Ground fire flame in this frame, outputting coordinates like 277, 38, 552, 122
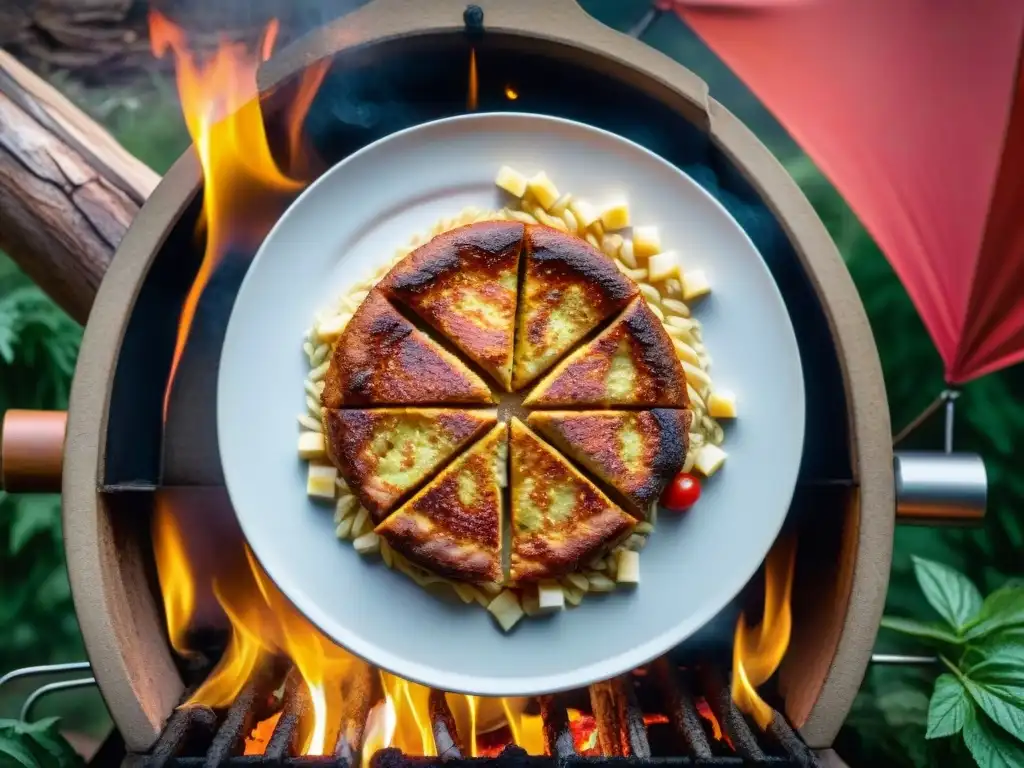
151, 500, 194, 656
731, 537, 797, 729
149, 11, 326, 420
467, 48, 478, 110
146, 18, 563, 758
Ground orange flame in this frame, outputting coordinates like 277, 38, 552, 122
244, 712, 282, 755
731, 537, 797, 730
362, 694, 398, 768
147, 14, 557, 759
149, 11, 326, 420
151, 500, 194, 656
695, 698, 724, 742
467, 48, 478, 111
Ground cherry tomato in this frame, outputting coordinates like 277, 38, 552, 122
661, 472, 701, 511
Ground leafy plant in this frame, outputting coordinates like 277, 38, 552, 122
0, 254, 82, 672
881, 556, 1024, 767
0, 718, 83, 768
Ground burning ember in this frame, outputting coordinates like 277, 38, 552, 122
731, 536, 797, 729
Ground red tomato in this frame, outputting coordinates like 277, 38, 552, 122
661, 472, 701, 511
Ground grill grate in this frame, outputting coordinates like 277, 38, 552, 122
124, 660, 819, 767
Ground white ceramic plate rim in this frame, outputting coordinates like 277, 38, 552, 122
218, 112, 805, 695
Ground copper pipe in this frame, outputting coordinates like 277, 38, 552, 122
1, 410, 67, 493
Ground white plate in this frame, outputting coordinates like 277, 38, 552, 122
218, 113, 805, 696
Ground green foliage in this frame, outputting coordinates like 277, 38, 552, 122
881, 557, 1024, 767
0, 254, 83, 671
0, 718, 83, 768
793, 158, 1024, 768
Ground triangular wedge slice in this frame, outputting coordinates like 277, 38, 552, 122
512, 225, 638, 389
380, 221, 524, 391
524, 297, 689, 407
324, 408, 497, 523
321, 289, 494, 407
527, 410, 692, 519
509, 419, 635, 582
376, 423, 508, 584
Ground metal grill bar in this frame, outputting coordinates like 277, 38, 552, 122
589, 677, 650, 758
538, 694, 575, 758
265, 673, 311, 760
429, 689, 463, 759
650, 660, 712, 760
335, 666, 381, 763
699, 666, 766, 761
125, 659, 818, 766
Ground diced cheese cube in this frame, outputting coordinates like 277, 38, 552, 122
526, 171, 560, 210
708, 390, 738, 419
633, 226, 661, 259
682, 269, 711, 301
694, 443, 728, 477
307, 464, 337, 498
599, 200, 631, 230
316, 313, 351, 343
495, 165, 528, 197
569, 199, 600, 228
298, 431, 326, 460
647, 250, 681, 283
521, 589, 542, 617
353, 531, 381, 555
488, 590, 525, 631
537, 580, 565, 612
616, 549, 640, 584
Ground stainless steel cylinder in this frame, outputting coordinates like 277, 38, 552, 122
894, 451, 987, 525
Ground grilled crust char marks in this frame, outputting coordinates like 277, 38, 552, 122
320, 289, 493, 407
381, 222, 524, 387
323, 408, 495, 523
513, 225, 639, 388
525, 297, 689, 407
509, 420, 635, 583
376, 424, 506, 584
527, 409, 691, 517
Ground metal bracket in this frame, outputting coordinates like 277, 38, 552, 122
0, 662, 97, 722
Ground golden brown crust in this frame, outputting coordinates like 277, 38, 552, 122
321, 289, 494, 407
527, 410, 691, 518
509, 419, 635, 582
379, 221, 524, 390
324, 408, 496, 522
524, 297, 689, 407
512, 225, 638, 389
376, 423, 507, 583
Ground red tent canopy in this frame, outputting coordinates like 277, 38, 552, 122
666, 0, 1024, 383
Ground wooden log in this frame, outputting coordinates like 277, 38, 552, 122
0, 48, 159, 324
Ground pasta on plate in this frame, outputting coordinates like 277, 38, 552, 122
295, 167, 736, 631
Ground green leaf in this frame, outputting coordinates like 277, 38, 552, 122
960, 655, 1024, 741
963, 677, 1024, 742
967, 643, 1024, 682
962, 706, 1024, 768
0, 735, 38, 768
928, 674, 973, 739
912, 556, 984, 632
881, 616, 963, 645
966, 587, 1024, 641
8, 496, 61, 555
